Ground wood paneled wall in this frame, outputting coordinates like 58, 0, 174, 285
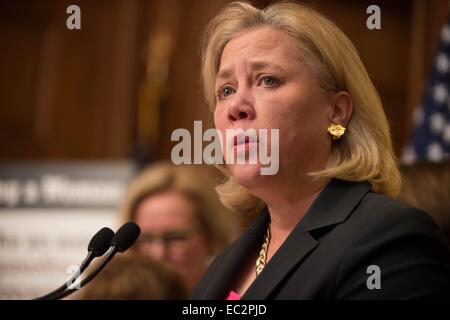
0, 0, 142, 159
0, 0, 448, 161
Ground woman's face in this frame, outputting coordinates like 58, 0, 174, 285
214, 27, 333, 191
134, 190, 211, 292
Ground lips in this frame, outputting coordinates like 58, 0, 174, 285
233, 134, 258, 147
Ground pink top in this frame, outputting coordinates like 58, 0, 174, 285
226, 290, 241, 300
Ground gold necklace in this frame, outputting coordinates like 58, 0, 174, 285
255, 223, 271, 276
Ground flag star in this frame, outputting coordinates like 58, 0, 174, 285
436, 53, 450, 73
433, 83, 448, 104
443, 124, 450, 144
442, 25, 450, 43
401, 144, 417, 165
430, 113, 445, 133
427, 143, 444, 162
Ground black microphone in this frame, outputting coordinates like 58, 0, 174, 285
110, 222, 141, 252
49, 222, 141, 300
34, 227, 115, 300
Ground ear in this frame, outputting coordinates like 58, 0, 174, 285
329, 91, 353, 126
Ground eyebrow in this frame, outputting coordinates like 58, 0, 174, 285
216, 61, 285, 81
250, 61, 284, 72
216, 69, 233, 81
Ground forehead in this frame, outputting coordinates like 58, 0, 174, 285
219, 27, 301, 71
134, 191, 197, 230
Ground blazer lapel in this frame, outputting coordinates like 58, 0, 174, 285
201, 210, 269, 299
242, 222, 317, 299
242, 179, 372, 299
301, 179, 372, 232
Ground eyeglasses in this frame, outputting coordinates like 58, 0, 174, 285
136, 226, 201, 248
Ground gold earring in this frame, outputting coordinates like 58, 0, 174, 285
327, 123, 346, 140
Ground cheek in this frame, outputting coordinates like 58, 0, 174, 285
280, 114, 324, 149
213, 108, 228, 153
270, 103, 328, 151
213, 107, 226, 132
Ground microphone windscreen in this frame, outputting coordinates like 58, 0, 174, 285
111, 222, 141, 252
88, 227, 115, 257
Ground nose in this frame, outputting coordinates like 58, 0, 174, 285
147, 239, 167, 260
227, 89, 255, 123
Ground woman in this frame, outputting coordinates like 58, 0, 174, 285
192, 2, 450, 299
119, 162, 238, 293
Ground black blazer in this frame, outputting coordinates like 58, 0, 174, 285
192, 179, 450, 299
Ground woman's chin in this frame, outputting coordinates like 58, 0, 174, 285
230, 163, 264, 188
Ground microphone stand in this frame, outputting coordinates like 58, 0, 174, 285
33, 251, 95, 300
48, 247, 119, 300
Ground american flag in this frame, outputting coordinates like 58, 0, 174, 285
402, 17, 450, 164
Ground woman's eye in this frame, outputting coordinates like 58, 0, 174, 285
262, 76, 278, 86
219, 87, 235, 99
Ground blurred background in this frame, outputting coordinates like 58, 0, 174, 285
1, 0, 449, 299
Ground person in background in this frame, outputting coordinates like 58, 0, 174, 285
74, 254, 188, 300
119, 162, 238, 293
398, 161, 450, 245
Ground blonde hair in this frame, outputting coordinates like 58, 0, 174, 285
201, 1, 401, 214
119, 161, 238, 253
